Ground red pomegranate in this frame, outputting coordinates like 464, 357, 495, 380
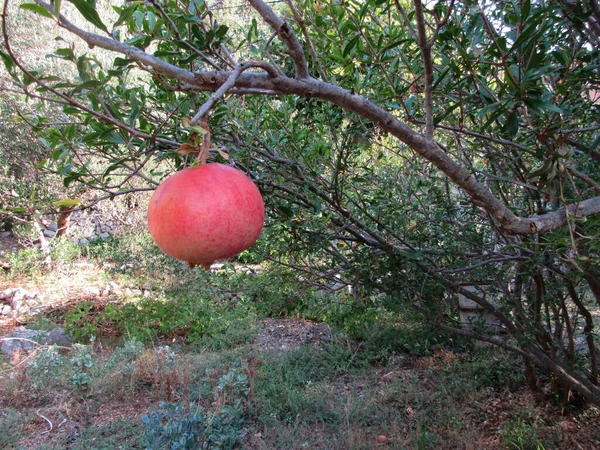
147, 163, 264, 269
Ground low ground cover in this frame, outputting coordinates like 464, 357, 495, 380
1, 233, 599, 449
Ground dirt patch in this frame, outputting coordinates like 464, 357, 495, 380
255, 318, 334, 351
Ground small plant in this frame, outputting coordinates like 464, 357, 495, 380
500, 412, 547, 450
0, 408, 24, 449
209, 366, 250, 408
27, 345, 66, 390
142, 402, 245, 450
69, 343, 95, 392
64, 302, 99, 342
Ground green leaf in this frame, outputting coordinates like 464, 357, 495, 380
54, 0, 62, 16
53, 198, 82, 207
112, 4, 137, 28
343, 35, 360, 58
525, 98, 565, 115
503, 111, 519, 138
70, 0, 108, 33
19, 3, 54, 19
54, 47, 76, 61
0, 50, 15, 72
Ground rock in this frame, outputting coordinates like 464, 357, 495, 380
78, 238, 89, 245
0, 327, 43, 356
43, 229, 56, 238
45, 328, 72, 347
84, 287, 101, 296
1, 304, 12, 315
0, 327, 72, 357
141, 283, 152, 291
47, 223, 58, 231
105, 282, 122, 295
11, 289, 25, 305
0, 231, 12, 237
98, 232, 110, 239
124, 288, 133, 296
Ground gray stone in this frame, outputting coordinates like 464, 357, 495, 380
47, 223, 58, 231
45, 328, 72, 347
78, 238, 89, 245
98, 232, 110, 239
84, 287, 101, 296
43, 229, 56, 238
11, 290, 25, 305
0, 231, 12, 237
0, 327, 72, 357
1, 304, 12, 315
0, 327, 43, 356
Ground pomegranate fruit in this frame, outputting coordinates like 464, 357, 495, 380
147, 163, 264, 269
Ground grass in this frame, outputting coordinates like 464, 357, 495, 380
1, 231, 600, 449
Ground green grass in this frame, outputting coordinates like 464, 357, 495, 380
36, 419, 145, 450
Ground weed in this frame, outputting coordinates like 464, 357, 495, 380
440, 348, 526, 394
254, 345, 352, 423
64, 301, 100, 342
501, 415, 547, 450
27, 345, 66, 390
0, 408, 25, 448
36, 418, 145, 450
69, 343, 95, 392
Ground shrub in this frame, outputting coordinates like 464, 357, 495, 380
142, 402, 245, 450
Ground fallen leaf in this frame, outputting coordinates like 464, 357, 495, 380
176, 143, 198, 155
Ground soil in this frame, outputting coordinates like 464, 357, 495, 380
255, 318, 333, 351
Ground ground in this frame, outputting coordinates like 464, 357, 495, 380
1, 242, 600, 449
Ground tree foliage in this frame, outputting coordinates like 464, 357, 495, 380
2, 0, 600, 404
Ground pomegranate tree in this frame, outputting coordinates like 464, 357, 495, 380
147, 163, 264, 269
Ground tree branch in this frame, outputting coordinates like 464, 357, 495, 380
413, 0, 435, 138
284, 0, 327, 80
191, 61, 278, 122
246, 0, 310, 79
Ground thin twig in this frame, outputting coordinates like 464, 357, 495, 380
394, 0, 418, 40
191, 61, 277, 123
247, 0, 310, 79
147, 0, 222, 69
36, 410, 53, 434
264, 31, 286, 76
0, 337, 71, 350
414, 0, 435, 138
285, 0, 327, 80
